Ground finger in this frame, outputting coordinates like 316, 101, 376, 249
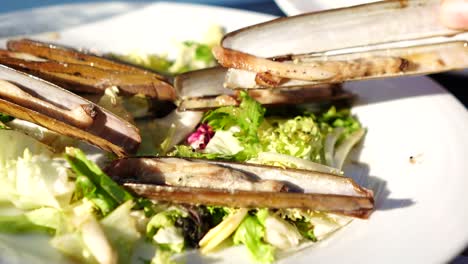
440, 0, 468, 30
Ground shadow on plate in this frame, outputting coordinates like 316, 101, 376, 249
344, 75, 447, 107
344, 141, 415, 212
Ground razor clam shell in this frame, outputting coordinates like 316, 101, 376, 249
0, 65, 141, 156
7, 39, 167, 79
106, 157, 287, 192
0, 55, 176, 100
106, 157, 373, 197
106, 157, 373, 218
1, 39, 176, 100
224, 41, 468, 89
174, 67, 354, 110
222, 0, 461, 57
125, 184, 374, 218
188, 158, 372, 197
174, 67, 230, 98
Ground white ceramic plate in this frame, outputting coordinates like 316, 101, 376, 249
1, 2, 468, 263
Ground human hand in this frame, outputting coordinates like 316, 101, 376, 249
440, 0, 468, 29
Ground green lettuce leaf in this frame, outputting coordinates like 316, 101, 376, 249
206, 206, 230, 226
233, 215, 275, 264
65, 147, 133, 216
0, 214, 53, 234
0, 113, 13, 129
0, 113, 13, 123
202, 91, 265, 161
109, 52, 172, 75
294, 220, 317, 242
146, 208, 187, 239
171, 145, 232, 160
101, 200, 141, 264
257, 210, 302, 250
110, 25, 223, 76
204, 129, 244, 156
317, 106, 361, 140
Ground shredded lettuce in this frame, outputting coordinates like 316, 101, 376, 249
0, 140, 74, 210
259, 116, 323, 162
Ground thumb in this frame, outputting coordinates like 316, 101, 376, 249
440, 0, 468, 30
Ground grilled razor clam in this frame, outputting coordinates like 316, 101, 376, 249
189, 158, 372, 197
106, 157, 374, 218
178, 86, 354, 111
213, 46, 407, 83
223, 41, 468, 89
0, 65, 141, 156
106, 157, 286, 192
0, 80, 95, 129
174, 67, 353, 111
106, 157, 373, 197
125, 184, 374, 218
0, 56, 176, 101
7, 39, 166, 79
212, 46, 337, 81
254, 56, 408, 86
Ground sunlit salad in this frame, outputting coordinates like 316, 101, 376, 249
0, 26, 369, 264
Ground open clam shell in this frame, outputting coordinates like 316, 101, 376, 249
174, 67, 355, 110
0, 65, 141, 156
0, 39, 176, 100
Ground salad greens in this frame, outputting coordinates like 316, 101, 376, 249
173, 91, 362, 169
110, 25, 223, 75
233, 213, 275, 264
65, 148, 133, 216
0, 113, 13, 128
